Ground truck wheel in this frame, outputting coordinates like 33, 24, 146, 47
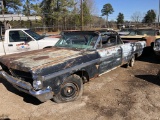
129, 56, 135, 67
53, 74, 83, 103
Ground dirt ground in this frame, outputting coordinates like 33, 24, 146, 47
0, 50, 160, 120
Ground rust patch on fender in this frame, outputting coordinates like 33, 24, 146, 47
33, 56, 49, 60
145, 36, 156, 46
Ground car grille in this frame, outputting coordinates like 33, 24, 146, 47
10, 69, 33, 84
0, 63, 33, 84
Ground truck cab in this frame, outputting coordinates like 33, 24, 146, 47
0, 28, 59, 56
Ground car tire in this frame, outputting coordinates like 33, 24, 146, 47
53, 74, 83, 103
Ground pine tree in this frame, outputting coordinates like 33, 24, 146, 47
101, 3, 114, 27
117, 12, 124, 24
2, 0, 22, 13
143, 9, 156, 24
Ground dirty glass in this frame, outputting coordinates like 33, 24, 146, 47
25, 30, 44, 40
55, 33, 99, 49
136, 29, 155, 36
128, 29, 156, 36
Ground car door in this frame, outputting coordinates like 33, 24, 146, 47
96, 36, 122, 74
120, 43, 134, 63
4, 30, 39, 54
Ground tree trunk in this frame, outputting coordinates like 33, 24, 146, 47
106, 15, 108, 27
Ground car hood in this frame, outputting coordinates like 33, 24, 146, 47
42, 37, 59, 41
40, 37, 59, 42
37, 37, 60, 45
0, 47, 83, 72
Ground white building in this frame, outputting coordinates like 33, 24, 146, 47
0, 14, 41, 21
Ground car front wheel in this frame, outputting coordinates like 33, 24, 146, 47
53, 74, 83, 103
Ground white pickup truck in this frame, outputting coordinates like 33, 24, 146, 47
0, 28, 59, 56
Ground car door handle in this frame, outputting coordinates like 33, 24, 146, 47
8, 44, 13, 46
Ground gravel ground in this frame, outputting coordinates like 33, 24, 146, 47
0, 51, 160, 120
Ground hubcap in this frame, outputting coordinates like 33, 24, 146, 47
61, 83, 78, 98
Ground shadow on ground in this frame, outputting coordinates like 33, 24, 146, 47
0, 76, 42, 105
137, 47, 160, 64
135, 75, 160, 86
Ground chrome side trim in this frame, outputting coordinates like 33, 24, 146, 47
42, 58, 100, 81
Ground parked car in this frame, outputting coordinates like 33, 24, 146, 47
121, 29, 160, 47
0, 30, 146, 103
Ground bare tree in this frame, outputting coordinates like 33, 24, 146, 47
131, 11, 142, 23
87, 0, 97, 15
86, 0, 97, 27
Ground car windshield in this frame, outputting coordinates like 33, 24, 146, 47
128, 29, 156, 36
55, 32, 99, 49
24, 30, 44, 40
120, 29, 134, 32
98, 31, 111, 35
136, 29, 155, 36
128, 30, 136, 35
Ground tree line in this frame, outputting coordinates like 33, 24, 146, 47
1, 0, 98, 30
101, 3, 157, 27
0, 0, 158, 30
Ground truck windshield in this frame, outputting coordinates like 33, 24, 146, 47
55, 32, 99, 49
24, 30, 44, 40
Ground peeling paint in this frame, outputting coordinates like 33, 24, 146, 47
0, 31, 146, 102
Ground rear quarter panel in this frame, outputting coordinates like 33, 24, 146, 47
121, 41, 146, 63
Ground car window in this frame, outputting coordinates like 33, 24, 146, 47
9, 31, 21, 42
103, 37, 117, 47
128, 31, 136, 35
9, 30, 32, 42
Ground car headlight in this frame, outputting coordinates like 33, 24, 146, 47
33, 80, 43, 90
32, 74, 44, 90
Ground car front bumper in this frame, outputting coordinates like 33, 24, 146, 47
0, 71, 53, 102
154, 50, 160, 56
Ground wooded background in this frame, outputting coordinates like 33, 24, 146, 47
0, 0, 158, 32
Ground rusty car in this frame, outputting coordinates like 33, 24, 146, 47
0, 30, 146, 103
121, 28, 160, 47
